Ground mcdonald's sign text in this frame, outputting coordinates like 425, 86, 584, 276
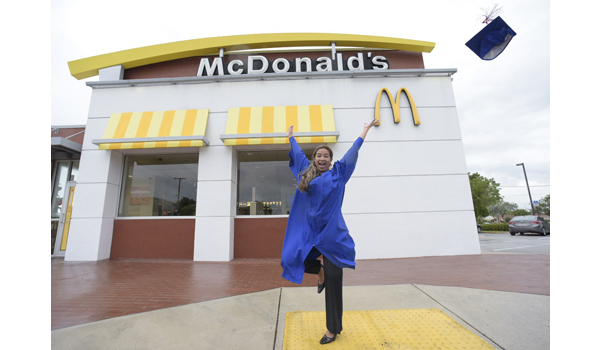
197, 52, 389, 77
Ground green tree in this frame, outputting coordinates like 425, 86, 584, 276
177, 197, 196, 216
469, 172, 502, 219
538, 194, 550, 215
488, 201, 518, 222
511, 208, 531, 216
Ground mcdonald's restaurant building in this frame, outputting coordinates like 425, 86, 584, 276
57, 33, 481, 262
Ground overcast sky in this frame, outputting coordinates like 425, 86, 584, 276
48, 0, 553, 210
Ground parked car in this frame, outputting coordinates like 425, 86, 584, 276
508, 215, 550, 236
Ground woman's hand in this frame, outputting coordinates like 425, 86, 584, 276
287, 125, 294, 139
364, 118, 379, 130
360, 118, 379, 140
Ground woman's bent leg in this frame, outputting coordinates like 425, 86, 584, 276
304, 259, 321, 274
323, 256, 343, 334
304, 246, 322, 274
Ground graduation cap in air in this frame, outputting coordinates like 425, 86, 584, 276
466, 16, 517, 60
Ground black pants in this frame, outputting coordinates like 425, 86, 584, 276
304, 247, 343, 334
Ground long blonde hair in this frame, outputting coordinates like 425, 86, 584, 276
297, 145, 333, 193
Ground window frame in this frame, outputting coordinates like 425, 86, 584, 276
234, 145, 317, 218
116, 153, 200, 218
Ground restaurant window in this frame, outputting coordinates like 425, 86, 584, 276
119, 154, 198, 217
237, 148, 315, 216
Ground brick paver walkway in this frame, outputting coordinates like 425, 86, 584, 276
51, 254, 549, 330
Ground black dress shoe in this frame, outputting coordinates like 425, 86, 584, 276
319, 333, 337, 344
318, 281, 325, 294
317, 264, 325, 294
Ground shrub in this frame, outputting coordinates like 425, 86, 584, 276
481, 223, 509, 232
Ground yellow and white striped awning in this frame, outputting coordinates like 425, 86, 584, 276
92, 109, 209, 149
220, 105, 338, 146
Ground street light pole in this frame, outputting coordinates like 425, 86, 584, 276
516, 163, 536, 216
174, 177, 186, 214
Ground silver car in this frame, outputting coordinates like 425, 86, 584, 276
508, 215, 550, 236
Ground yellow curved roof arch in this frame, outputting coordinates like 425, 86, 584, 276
68, 33, 435, 80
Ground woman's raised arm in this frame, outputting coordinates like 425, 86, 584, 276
359, 118, 379, 140
287, 125, 310, 179
336, 118, 379, 183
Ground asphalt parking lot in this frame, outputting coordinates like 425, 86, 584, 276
479, 232, 550, 255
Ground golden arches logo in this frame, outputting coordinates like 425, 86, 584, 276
374, 87, 421, 126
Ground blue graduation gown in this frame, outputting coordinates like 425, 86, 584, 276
280, 136, 364, 284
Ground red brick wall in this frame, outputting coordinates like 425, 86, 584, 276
234, 217, 288, 258
124, 50, 424, 80
111, 219, 195, 259
52, 127, 85, 144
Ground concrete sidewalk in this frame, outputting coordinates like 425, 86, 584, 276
51, 284, 549, 350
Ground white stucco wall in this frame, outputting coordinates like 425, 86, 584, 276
65, 70, 480, 261
65, 148, 122, 261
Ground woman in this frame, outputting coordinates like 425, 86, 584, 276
280, 118, 378, 345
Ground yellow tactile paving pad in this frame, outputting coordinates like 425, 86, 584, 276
283, 308, 495, 349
